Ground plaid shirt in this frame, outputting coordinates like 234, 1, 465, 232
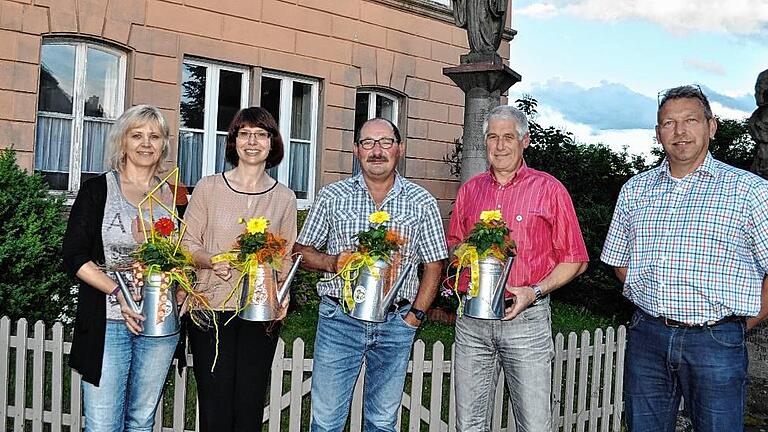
296, 173, 448, 302
601, 153, 768, 323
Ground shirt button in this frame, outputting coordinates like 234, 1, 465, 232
497, 204, 502, 208
658, 256, 666, 263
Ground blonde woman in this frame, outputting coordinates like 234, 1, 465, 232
63, 105, 180, 432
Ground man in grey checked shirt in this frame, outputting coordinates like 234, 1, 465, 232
602, 85, 768, 432
293, 118, 447, 432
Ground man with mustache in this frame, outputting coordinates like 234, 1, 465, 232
602, 85, 768, 432
294, 118, 447, 432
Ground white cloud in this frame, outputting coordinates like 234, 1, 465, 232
530, 104, 657, 158
683, 58, 726, 76
710, 101, 753, 120
516, 0, 768, 35
515, 3, 558, 19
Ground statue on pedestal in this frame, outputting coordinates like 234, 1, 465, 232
452, 0, 508, 55
749, 69, 768, 179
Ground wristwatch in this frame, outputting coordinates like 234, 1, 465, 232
530, 284, 543, 302
410, 307, 426, 321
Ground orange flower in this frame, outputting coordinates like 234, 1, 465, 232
385, 229, 404, 245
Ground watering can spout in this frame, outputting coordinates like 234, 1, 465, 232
114, 271, 141, 314
491, 256, 514, 307
276, 254, 303, 305
382, 263, 412, 307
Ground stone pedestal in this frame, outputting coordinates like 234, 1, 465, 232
747, 321, 768, 420
443, 54, 521, 183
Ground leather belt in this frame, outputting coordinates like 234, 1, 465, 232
646, 311, 744, 328
325, 295, 410, 312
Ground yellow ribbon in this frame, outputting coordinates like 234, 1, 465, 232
323, 252, 377, 312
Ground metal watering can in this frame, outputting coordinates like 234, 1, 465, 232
348, 259, 413, 323
463, 256, 515, 320
114, 271, 180, 336
238, 255, 303, 322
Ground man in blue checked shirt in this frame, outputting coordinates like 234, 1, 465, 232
293, 118, 448, 432
602, 85, 768, 432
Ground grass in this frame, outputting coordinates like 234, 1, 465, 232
280, 299, 625, 358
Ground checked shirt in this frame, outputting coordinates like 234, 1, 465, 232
601, 153, 768, 323
297, 173, 448, 302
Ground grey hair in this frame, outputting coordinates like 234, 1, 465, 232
483, 104, 530, 137
106, 104, 170, 172
658, 85, 714, 121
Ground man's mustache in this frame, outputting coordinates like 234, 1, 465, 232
366, 156, 389, 162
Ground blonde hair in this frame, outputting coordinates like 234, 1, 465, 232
106, 104, 170, 172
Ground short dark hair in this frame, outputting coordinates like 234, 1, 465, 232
355, 117, 402, 144
657, 85, 714, 122
225, 107, 284, 169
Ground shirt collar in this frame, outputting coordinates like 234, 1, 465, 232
659, 152, 717, 180
488, 160, 529, 187
352, 171, 404, 196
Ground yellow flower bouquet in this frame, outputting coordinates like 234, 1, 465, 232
213, 217, 288, 315
334, 210, 406, 311
452, 210, 516, 306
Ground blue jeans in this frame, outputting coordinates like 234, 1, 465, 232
310, 296, 417, 432
454, 300, 554, 432
82, 320, 179, 432
624, 309, 748, 432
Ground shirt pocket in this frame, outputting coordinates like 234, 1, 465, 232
389, 214, 422, 264
509, 209, 548, 252
331, 209, 367, 251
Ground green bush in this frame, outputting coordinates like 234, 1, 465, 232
0, 148, 75, 323
290, 209, 322, 309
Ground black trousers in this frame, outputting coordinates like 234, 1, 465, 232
187, 312, 281, 432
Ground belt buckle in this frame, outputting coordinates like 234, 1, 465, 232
663, 317, 696, 328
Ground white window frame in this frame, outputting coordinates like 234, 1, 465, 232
36, 39, 127, 192
178, 58, 250, 184
262, 72, 320, 209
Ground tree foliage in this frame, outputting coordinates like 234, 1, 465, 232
0, 148, 75, 323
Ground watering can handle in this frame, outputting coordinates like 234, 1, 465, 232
113, 272, 142, 314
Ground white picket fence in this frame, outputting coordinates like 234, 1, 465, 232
0, 316, 626, 431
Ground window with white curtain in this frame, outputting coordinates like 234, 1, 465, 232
353, 89, 402, 175
260, 73, 319, 207
34, 40, 126, 191
178, 59, 249, 188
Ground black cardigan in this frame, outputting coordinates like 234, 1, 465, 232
62, 174, 109, 386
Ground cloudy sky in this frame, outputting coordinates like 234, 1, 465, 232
507, 0, 768, 157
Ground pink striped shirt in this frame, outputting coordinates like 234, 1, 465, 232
447, 162, 589, 292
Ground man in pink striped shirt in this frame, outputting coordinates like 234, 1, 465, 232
448, 104, 589, 431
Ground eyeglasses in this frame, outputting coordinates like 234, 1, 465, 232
657, 84, 704, 107
237, 130, 271, 142
357, 137, 397, 150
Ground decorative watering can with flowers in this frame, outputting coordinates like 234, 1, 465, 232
115, 270, 180, 336
238, 255, 303, 322
453, 209, 517, 320
334, 210, 413, 323
212, 216, 301, 322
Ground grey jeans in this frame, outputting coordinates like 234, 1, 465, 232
454, 301, 554, 432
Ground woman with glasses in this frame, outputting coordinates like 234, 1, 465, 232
182, 107, 297, 431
